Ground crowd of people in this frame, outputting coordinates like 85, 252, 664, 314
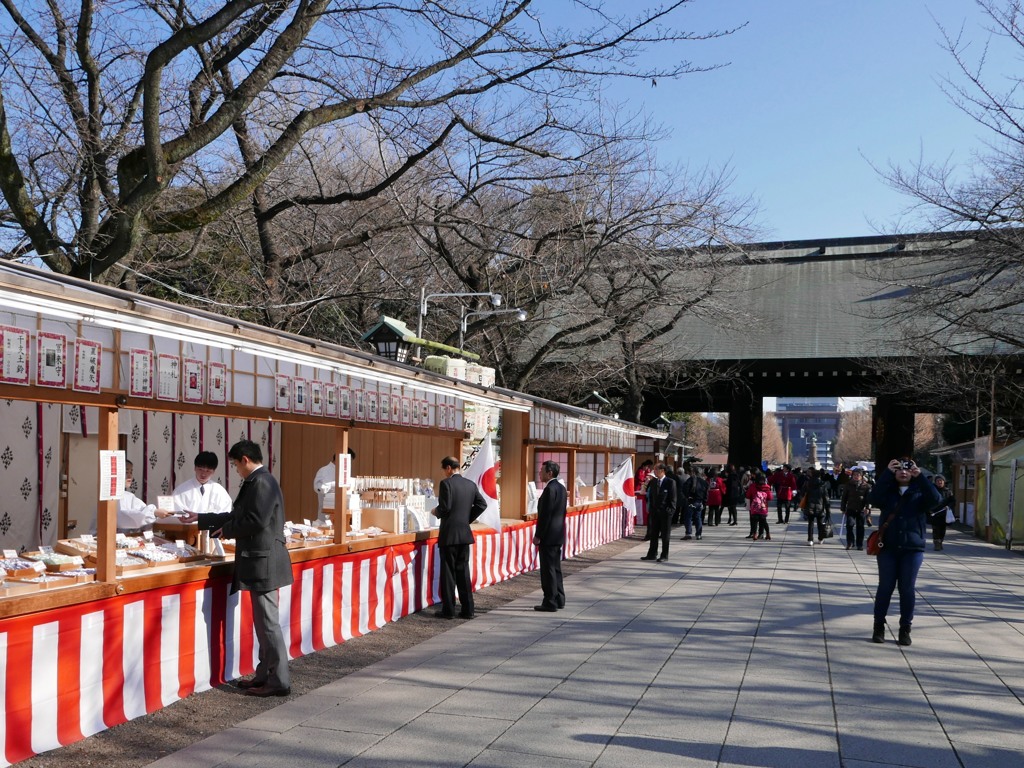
635, 457, 958, 645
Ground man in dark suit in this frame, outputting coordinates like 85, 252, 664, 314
641, 463, 676, 562
533, 460, 568, 612
189, 440, 293, 697
432, 456, 487, 619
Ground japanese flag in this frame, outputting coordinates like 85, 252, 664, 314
609, 458, 636, 517
464, 433, 501, 532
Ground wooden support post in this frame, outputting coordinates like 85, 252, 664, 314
96, 407, 118, 584
568, 449, 577, 506
499, 411, 528, 519
335, 428, 349, 546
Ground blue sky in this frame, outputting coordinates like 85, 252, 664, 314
591, 0, 1010, 242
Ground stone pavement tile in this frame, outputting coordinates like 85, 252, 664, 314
592, 733, 721, 767
834, 695, 933, 721
494, 655, 590, 681
146, 729, 274, 768
830, 684, 925, 713
741, 662, 831, 686
830, 668, 921, 695
386, 657, 493, 690
951, 740, 1024, 768
300, 679, 456, 736
570, 654, 669, 682
662, 654, 751, 681
926, 691, 1023, 732
835, 704, 939, 735
430, 688, 544, 720
467, 747, 592, 768
983, 658, 1024, 694
911, 668, 1013, 696
311, 669, 396, 700
426, 666, 564, 719
719, 718, 841, 768
838, 725, 960, 768
488, 696, 631, 763
619, 692, 735, 741
733, 685, 836, 726
234, 693, 349, 734
340, 712, 513, 768
550, 676, 651, 709
944, 727, 1024, 750
209, 725, 382, 768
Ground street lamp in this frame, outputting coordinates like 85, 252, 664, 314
459, 307, 528, 348
360, 316, 416, 363
416, 288, 502, 358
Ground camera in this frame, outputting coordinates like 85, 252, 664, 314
897, 460, 914, 470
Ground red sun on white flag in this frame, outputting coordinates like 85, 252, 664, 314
610, 458, 636, 515
464, 434, 501, 531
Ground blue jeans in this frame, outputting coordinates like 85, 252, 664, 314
684, 502, 703, 536
874, 548, 924, 628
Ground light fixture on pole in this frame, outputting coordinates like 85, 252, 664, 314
459, 307, 527, 349
360, 316, 416, 363
416, 288, 501, 359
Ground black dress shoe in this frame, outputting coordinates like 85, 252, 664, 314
656, 556, 668, 562
235, 677, 266, 690
640, 555, 657, 560
556, 602, 565, 609
433, 610, 454, 619
244, 685, 291, 697
534, 604, 557, 612
459, 612, 475, 619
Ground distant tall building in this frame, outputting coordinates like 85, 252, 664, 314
775, 397, 843, 468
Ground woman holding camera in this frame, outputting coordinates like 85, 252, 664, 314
868, 458, 942, 646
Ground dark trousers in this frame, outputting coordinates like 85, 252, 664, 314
708, 505, 723, 525
874, 548, 924, 628
931, 514, 948, 543
846, 513, 865, 548
753, 515, 770, 538
646, 510, 671, 558
439, 543, 473, 616
683, 502, 703, 536
251, 589, 290, 689
726, 503, 738, 524
807, 509, 827, 541
539, 544, 565, 608
776, 498, 792, 523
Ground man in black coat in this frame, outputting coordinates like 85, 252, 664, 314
533, 460, 568, 612
432, 456, 487, 619
642, 463, 676, 562
189, 440, 293, 697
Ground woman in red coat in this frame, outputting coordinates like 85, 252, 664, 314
705, 469, 725, 526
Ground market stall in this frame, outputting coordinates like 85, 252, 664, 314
0, 261, 654, 765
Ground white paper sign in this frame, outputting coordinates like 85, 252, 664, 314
99, 450, 126, 501
337, 452, 352, 489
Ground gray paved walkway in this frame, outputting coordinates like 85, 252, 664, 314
150, 521, 1024, 768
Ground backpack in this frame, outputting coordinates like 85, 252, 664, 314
750, 489, 768, 516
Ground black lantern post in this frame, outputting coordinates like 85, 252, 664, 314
360, 316, 416, 363
578, 391, 612, 414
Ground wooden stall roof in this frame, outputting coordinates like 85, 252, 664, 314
491, 386, 669, 441
0, 261, 531, 413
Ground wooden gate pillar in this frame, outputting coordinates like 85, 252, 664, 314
728, 389, 763, 469
872, 397, 915, 467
